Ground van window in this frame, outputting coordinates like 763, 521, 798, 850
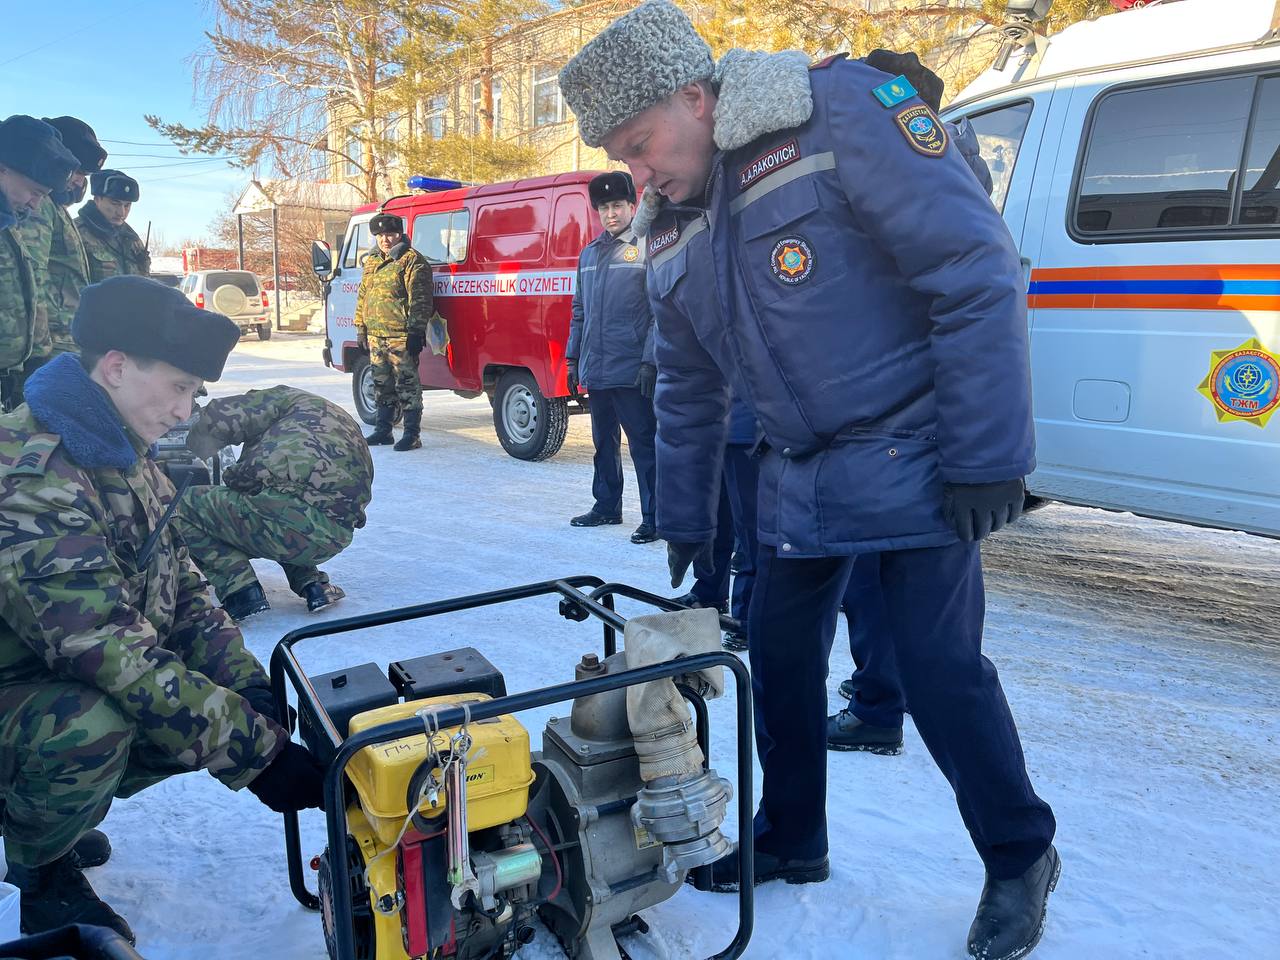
472, 197, 548, 264
342, 221, 372, 268
1074, 76, 1254, 236
551, 193, 591, 260
1240, 75, 1280, 225
965, 101, 1033, 213
411, 210, 470, 264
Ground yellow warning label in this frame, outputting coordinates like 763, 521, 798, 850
633, 824, 660, 851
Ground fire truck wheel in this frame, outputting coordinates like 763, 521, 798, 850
492, 369, 568, 461
350, 354, 403, 427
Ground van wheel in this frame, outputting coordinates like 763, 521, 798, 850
351, 354, 403, 427
256, 323, 272, 341
492, 369, 567, 461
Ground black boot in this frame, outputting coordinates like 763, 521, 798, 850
222, 583, 270, 622
303, 581, 346, 612
67, 828, 112, 870
365, 404, 395, 445
722, 622, 748, 652
827, 710, 904, 755
569, 510, 622, 527
697, 846, 829, 893
967, 845, 1061, 960
630, 522, 658, 544
6, 853, 135, 944
393, 408, 422, 451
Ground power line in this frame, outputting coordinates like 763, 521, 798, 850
0, 0, 154, 69
108, 151, 235, 160
112, 156, 236, 170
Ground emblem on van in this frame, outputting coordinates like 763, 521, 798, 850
895, 106, 947, 157
771, 236, 814, 285
1197, 338, 1279, 428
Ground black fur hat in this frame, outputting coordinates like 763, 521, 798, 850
588, 171, 636, 208
73, 276, 241, 381
90, 169, 140, 202
0, 115, 78, 190
42, 116, 107, 172
369, 213, 405, 236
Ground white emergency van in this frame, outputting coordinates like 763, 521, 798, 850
942, 0, 1280, 539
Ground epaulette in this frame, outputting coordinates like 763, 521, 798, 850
4, 432, 61, 477
811, 53, 848, 71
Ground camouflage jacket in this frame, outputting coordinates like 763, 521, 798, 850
0, 404, 285, 789
0, 224, 36, 372
195, 385, 374, 529
44, 200, 89, 354
12, 198, 56, 360
354, 241, 433, 338
75, 204, 150, 282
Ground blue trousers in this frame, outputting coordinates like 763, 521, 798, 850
588, 386, 657, 524
749, 542, 1056, 878
691, 445, 759, 617
842, 552, 906, 728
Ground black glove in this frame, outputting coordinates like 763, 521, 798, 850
247, 741, 326, 813
667, 540, 715, 589
943, 478, 1026, 543
636, 362, 657, 400
406, 330, 425, 356
864, 49, 944, 113
356, 327, 369, 351
239, 684, 296, 732
566, 359, 579, 396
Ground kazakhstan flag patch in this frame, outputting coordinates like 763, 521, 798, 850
871, 74, 918, 109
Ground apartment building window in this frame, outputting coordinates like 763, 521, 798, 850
492, 78, 503, 138
471, 79, 484, 136
344, 125, 362, 178
532, 64, 564, 127
426, 95, 446, 140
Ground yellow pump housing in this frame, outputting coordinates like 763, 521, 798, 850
345, 693, 534, 847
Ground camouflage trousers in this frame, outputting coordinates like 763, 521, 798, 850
0, 682, 197, 866
174, 486, 353, 600
370, 336, 423, 413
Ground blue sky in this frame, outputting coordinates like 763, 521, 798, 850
2, 1, 251, 249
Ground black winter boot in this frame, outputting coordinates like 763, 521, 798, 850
967, 845, 1061, 960
67, 828, 112, 870
394, 408, 422, 451
827, 710, 904, 755
696, 846, 829, 893
304, 581, 346, 612
222, 583, 270, 622
365, 404, 395, 445
6, 853, 136, 944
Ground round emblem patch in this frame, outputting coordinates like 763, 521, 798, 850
1198, 339, 1280, 427
770, 236, 814, 285
622, 245, 639, 262
909, 116, 934, 136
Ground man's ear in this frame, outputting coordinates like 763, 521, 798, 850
99, 350, 129, 388
675, 81, 712, 121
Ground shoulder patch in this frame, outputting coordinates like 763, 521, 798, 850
648, 223, 681, 258
738, 139, 802, 191
5, 433, 61, 477
810, 53, 847, 71
895, 106, 949, 158
872, 75, 917, 109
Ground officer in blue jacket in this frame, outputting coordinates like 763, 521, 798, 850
560, 6, 1059, 960
566, 170, 660, 544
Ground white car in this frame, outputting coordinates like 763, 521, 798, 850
180, 269, 272, 340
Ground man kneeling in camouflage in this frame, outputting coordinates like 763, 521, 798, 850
0, 276, 327, 944
175, 385, 374, 621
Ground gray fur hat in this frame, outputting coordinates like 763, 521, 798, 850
559, 1, 713, 148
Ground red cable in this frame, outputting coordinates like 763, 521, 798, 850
526, 815, 563, 902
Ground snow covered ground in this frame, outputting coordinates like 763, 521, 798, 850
74, 336, 1280, 959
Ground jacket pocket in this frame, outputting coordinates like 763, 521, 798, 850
735, 178, 849, 308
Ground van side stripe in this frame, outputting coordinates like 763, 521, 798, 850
1027, 265, 1280, 310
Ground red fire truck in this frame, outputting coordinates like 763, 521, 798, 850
314, 173, 605, 461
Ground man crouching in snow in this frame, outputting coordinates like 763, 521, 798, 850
559, 4, 1059, 958
0, 277, 327, 945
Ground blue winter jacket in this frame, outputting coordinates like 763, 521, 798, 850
567, 227, 655, 390
644, 53, 1034, 557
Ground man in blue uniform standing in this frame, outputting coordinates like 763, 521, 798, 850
566, 170, 659, 544
559, 6, 1059, 959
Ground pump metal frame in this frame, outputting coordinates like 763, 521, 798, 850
270, 576, 754, 960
